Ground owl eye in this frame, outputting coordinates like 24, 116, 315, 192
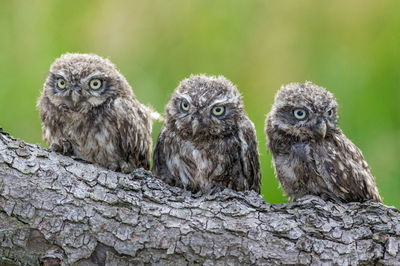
294, 109, 307, 120
89, 79, 102, 90
327, 109, 333, 117
212, 106, 225, 116
180, 100, 190, 112
57, 78, 66, 89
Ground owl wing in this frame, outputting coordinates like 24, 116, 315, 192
114, 98, 152, 171
237, 119, 262, 193
37, 95, 63, 145
311, 132, 382, 202
152, 128, 182, 187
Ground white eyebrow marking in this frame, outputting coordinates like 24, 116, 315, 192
175, 92, 192, 103
55, 71, 67, 78
81, 71, 107, 82
211, 97, 229, 105
211, 94, 240, 106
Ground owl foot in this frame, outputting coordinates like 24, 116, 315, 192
209, 186, 225, 195
106, 162, 119, 172
61, 141, 73, 155
191, 190, 203, 198
50, 143, 61, 153
50, 140, 73, 156
320, 193, 343, 204
120, 161, 134, 174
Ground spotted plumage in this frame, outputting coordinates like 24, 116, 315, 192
37, 53, 156, 172
153, 74, 261, 193
265, 81, 382, 202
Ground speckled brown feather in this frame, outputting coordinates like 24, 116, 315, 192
37, 53, 154, 172
265, 81, 382, 202
153, 74, 261, 193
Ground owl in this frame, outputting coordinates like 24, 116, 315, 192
265, 81, 382, 203
152, 74, 261, 193
37, 53, 157, 172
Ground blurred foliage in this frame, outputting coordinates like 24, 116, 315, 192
0, 0, 399, 207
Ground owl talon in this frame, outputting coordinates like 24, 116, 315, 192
107, 163, 119, 172
50, 143, 62, 153
61, 141, 73, 155
209, 186, 225, 195
320, 193, 342, 204
191, 190, 203, 198
120, 162, 134, 174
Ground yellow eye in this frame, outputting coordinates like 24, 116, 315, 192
181, 100, 190, 111
294, 109, 307, 119
57, 78, 66, 89
212, 106, 225, 116
89, 79, 102, 90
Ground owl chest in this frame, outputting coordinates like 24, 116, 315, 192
59, 113, 116, 155
274, 142, 313, 182
167, 140, 224, 188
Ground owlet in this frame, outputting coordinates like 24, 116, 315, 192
37, 53, 157, 172
152, 74, 261, 193
265, 81, 382, 202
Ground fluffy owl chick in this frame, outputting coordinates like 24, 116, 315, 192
152, 74, 261, 193
265, 82, 382, 203
37, 53, 155, 172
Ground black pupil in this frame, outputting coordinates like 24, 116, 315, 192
328, 110, 332, 115
93, 81, 98, 86
297, 111, 303, 116
183, 103, 187, 107
60, 80, 64, 85
215, 108, 221, 113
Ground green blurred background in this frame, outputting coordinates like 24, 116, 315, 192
0, 1, 399, 207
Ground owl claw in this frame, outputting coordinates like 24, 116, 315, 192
209, 186, 225, 195
50, 143, 62, 153
106, 163, 119, 172
320, 193, 343, 204
192, 190, 203, 198
50, 141, 73, 156
61, 141, 73, 155
119, 162, 133, 174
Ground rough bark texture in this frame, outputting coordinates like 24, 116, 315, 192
0, 128, 399, 266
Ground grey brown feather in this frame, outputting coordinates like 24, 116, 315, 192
37, 53, 154, 172
153, 74, 261, 193
265, 81, 382, 202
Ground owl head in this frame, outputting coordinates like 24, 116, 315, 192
165, 74, 244, 139
268, 81, 339, 140
43, 53, 133, 112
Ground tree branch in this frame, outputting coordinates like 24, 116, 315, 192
0, 128, 399, 265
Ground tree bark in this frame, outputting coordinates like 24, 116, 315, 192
0, 128, 399, 266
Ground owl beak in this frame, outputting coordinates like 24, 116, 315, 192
192, 119, 199, 136
72, 85, 81, 92
71, 86, 81, 105
313, 117, 327, 139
